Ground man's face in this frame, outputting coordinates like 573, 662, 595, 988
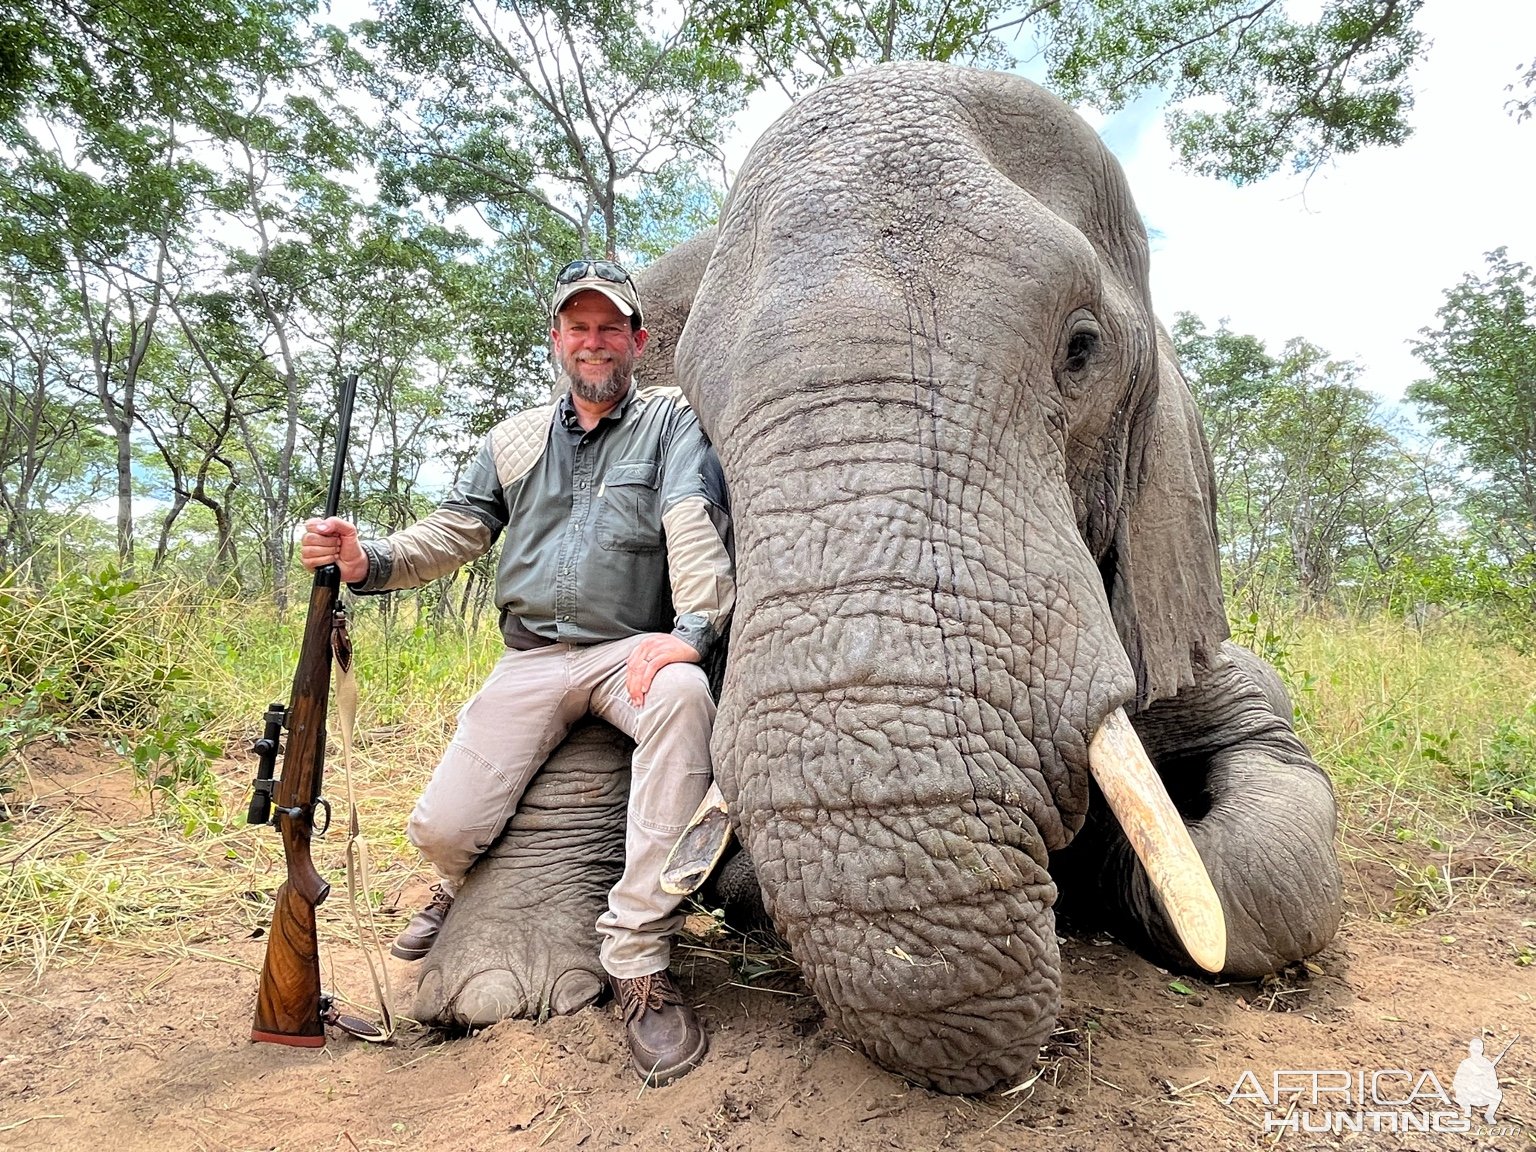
551, 292, 648, 407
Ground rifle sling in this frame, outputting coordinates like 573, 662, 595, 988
334, 608, 396, 1041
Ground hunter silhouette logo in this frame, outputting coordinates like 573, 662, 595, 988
1453, 1035, 1515, 1123
1224, 1034, 1521, 1136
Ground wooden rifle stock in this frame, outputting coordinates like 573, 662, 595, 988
249, 374, 357, 1048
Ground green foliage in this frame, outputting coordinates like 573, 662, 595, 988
0, 566, 169, 725
0, 282, 115, 572
1150, 0, 1424, 182
1175, 312, 1440, 610
699, 0, 1429, 181
1508, 55, 1536, 122
1386, 544, 1536, 652
0, 567, 225, 814
1229, 608, 1314, 700
1409, 248, 1536, 562
1465, 704, 1536, 814
0, 0, 314, 142
0, 688, 68, 788
114, 700, 224, 827
1281, 610, 1536, 820
698, 0, 1014, 83
364, 0, 746, 259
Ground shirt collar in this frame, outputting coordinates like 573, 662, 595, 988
557, 381, 637, 433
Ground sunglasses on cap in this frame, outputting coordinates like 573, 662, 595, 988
555, 259, 633, 286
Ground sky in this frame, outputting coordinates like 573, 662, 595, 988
720, 1, 1536, 408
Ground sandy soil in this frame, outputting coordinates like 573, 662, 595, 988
1, 750, 1533, 1152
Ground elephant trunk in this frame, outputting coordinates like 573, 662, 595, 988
717, 663, 1069, 1094
711, 385, 1139, 1090
1178, 748, 1340, 976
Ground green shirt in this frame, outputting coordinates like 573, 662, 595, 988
355, 384, 735, 658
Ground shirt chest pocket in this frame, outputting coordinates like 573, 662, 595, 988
597, 460, 662, 553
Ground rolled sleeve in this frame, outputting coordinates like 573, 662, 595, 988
348, 436, 507, 593
347, 539, 395, 595
660, 412, 734, 659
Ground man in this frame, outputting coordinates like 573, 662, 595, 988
300, 258, 733, 1086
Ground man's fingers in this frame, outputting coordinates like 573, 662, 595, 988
627, 644, 665, 706
626, 635, 701, 706
299, 517, 359, 573
626, 650, 648, 704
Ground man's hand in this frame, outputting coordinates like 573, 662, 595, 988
625, 633, 702, 707
301, 517, 368, 583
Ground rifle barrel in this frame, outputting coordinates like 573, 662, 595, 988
324, 373, 358, 521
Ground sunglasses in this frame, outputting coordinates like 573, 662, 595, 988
556, 259, 633, 286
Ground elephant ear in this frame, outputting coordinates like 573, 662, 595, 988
633, 229, 716, 394
1107, 324, 1230, 711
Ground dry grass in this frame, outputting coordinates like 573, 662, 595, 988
0, 739, 433, 996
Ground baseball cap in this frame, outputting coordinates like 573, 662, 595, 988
550, 258, 644, 328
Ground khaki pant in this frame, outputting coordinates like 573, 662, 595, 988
405, 633, 715, 979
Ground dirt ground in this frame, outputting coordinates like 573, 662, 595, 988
1, 750, 1533, 1152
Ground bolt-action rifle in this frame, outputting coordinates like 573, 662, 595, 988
247, 373, 361, 1047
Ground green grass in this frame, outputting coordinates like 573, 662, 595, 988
1281, 612, 1536, 817
1253, 610, 1536, 925
0, 572, 507, 975
2, 570, 1535, 974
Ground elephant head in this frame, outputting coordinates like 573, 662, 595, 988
660, 63, 1338, 1093
421, 61, 1340, 1098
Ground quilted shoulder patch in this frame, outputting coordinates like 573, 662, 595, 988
638, 384, 686, 405
490, 405, 554, 487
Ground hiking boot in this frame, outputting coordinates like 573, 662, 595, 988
390, 885, 454, 960
610, 970, 708, 1086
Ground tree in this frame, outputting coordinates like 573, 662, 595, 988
1, 0, 321, 576
0, 277, 111, 573
363, 0, 744, 262
1509, 55, 1536, 122
701, 0, 1430, 182
1174, 313, 1440, 606
1409, 248, 1536, 559
0, 0, 315, 146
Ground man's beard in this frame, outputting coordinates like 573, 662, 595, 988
559, 347, 633, 407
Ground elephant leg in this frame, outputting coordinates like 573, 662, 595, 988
1054, 642, 1342, 978
700, 847, 775, 937
414, 717, 632, 1026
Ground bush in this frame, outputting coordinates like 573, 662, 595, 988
0, 566, 221, 813
1386, 545, 1536, 652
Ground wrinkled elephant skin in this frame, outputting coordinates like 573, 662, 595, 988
415, 719, 630, 1027
427, 63, 1343, 1096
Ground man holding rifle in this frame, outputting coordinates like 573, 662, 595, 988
300, 259, 733, 1087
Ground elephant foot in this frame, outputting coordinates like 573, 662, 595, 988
700, 847, 776, 938
417, 962, 605, 1028
414, 718, 633, 1027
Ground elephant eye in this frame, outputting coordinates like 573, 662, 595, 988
1064, 329, 1099, 375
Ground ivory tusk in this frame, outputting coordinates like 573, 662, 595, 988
1088, 707, 1227, 974
660, 781, 732, 896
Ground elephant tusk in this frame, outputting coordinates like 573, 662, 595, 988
660, 781, 732, 896
1088, 707, 1227, 974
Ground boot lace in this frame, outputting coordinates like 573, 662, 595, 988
616, 972, 682, 1023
